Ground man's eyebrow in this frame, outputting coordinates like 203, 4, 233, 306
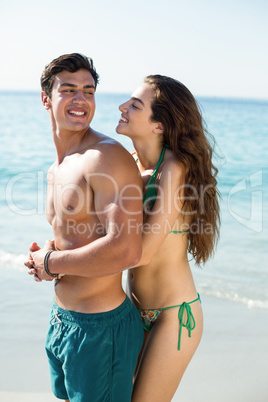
59, 83, 95, 89
131, 97, 145, 106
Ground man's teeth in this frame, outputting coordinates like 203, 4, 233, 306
70, 111, 85, 116
121, 117, 128, 122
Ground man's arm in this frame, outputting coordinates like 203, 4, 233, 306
30, 145, 143, 280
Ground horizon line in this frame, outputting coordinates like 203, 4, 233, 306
0, 88, 267, 103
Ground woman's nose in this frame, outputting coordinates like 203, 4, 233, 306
119, 102, 128, 112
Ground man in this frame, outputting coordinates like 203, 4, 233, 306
25, 53, 144, 402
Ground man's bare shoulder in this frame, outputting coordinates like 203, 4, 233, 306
80, 131, 141, 189
88, 129, 127, 153
47, 161, 57, 179
84, 130, 138, 173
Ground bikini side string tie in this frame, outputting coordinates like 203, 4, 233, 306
178, 302, 196, 351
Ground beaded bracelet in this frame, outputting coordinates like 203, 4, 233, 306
43, 250, 58, 278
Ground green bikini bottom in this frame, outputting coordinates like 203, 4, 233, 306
138, 294, 201, 351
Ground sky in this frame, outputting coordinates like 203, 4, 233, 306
1, 0, 267, 99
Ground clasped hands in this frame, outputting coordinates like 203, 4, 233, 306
24, 239, 55, 282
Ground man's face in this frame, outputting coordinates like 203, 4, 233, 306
46, 69, 96, 132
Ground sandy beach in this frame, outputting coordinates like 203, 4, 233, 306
0, 268, 267, 402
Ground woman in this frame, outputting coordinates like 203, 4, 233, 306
116, 75, 220, 401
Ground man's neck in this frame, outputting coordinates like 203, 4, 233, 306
53, 127, 91, 164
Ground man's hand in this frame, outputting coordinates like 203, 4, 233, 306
24, 242, 42, 282
25, 240, 55, 282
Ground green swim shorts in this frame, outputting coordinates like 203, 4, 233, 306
45, 296, 144, 402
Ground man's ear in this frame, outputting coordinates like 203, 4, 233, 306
41, 91, 51, 110
153, 122, 164, 134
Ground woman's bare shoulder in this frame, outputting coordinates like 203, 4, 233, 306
162, 149, 185, 179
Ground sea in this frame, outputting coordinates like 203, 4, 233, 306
0, 91, 267, 311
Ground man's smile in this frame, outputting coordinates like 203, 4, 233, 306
68, 108, 87, 117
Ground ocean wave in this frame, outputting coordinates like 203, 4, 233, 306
0, 250, 27, 271
199, 287, 268, 310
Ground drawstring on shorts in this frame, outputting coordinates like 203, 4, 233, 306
50, 309, 62, 337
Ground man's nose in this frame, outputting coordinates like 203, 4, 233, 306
73, 90, 86, 103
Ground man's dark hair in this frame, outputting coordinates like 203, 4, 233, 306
40, 53, 100, 98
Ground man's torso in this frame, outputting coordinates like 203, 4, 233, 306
47, 133, 127, 312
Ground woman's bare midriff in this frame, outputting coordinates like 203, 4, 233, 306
128, 234, 198, 310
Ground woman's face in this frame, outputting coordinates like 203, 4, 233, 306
116, 83, 158, 139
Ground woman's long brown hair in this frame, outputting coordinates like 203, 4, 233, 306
145, 75, 221, 265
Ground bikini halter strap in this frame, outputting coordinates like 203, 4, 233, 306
146, 143, 169, 185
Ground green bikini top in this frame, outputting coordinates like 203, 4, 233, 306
137, 144, 189, 234
143, 144, 167, 212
